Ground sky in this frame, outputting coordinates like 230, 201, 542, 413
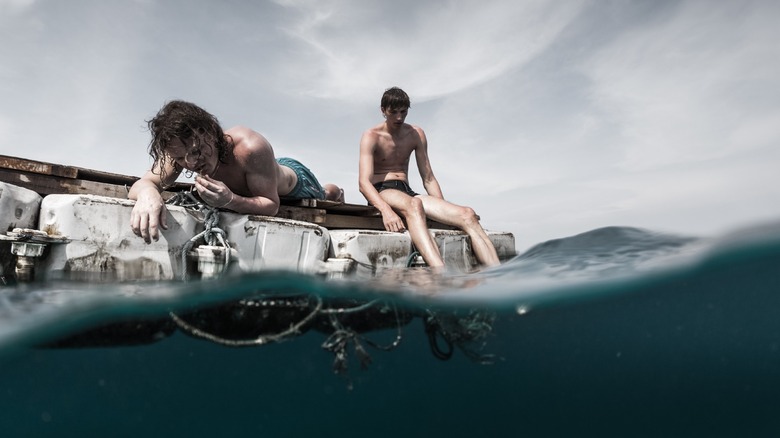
1, 0, 779, 252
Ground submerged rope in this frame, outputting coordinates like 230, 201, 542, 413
170, 295, 324, 347
321, 301, 405, 375
318, 299, 381, 315
424, 315, 454, 361
423, 310, 497, 364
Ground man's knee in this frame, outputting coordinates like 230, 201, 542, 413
460, 206, 480, 227
324, 184, 344, 202
410, 196, 425, 212
402, 196, 426, 218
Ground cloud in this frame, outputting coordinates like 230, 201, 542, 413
581, 0, 780, 171
0, 2, 152, 169
418, 0, 780, 201
1, 0, 778, 249
0, 0, 36, 13
273, 0, 586, 102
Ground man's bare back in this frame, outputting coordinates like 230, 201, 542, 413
207, 126, 295, 199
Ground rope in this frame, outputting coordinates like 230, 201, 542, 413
170, 295, 324, 347
334, 257, 377, 275
318, 299, 381, 315
406, 249, 421, 267
424, 314, 454, 361
423, 310, 497, 364
321, 301, 404, 374
166, 190, 205, 210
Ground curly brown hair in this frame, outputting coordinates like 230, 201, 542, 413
147, 100, 231, 180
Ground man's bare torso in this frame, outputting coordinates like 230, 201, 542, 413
367, 122, 421, 184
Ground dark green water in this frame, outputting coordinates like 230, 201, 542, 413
1, 224, 779, 437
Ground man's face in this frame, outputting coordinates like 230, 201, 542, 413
166, 137, 215, 175
382, 106, 408, 127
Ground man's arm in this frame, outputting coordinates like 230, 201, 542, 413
128, 160, 180, 243
358, 131, 406, 232
413, 127, 444, 199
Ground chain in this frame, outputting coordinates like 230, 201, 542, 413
167, 191, 231, 281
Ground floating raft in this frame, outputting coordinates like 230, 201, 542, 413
0, 154, 516, 282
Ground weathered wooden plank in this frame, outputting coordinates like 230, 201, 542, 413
0, 155, 79, 178
316, 212, 456, 230
322, 203, 382, 216
1, 154, 196, 193
319, 213, 385, 230
0, 168, 129, 198
427, 220, 457, 230
275, 206, 327, 224
279, 198, 375, 212
76, 168, 141, 186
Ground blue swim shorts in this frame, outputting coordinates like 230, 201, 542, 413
276, 157, 326, 200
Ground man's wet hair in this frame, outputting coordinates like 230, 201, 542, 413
146, 100, 231, 180
381, 87, 411, 110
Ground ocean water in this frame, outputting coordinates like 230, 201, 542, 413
1, 222, 779, 437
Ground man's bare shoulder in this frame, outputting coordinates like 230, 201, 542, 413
226, 126, 271, 152
399, 124, 426, 147
360, 123, 388, 146
362, 122, 388, 136
410, 123, 424, 131
407, 123, 426, 137
224, 126, 275, 173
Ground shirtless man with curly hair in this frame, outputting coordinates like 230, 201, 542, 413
129, 100, 342, 243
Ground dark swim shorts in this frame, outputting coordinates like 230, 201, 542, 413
372, 180, 419, 197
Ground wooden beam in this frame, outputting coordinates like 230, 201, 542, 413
275, 206, 327, 224
323, 203, 382, 216
317, 213, 456, 230
0, 168, 130, 198
0, 155, 79, 179
319, 213, 385, 230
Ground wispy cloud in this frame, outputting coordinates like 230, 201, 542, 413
417, 1, 780, 196
582, 0, 780, 171
273, 0, 586, 102
1, 0, 778, 249
0, 2, 151, 168
0, 0, 36, 13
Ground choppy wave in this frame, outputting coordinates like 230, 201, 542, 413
1, 220, 779, 436
2, 222, 779, 348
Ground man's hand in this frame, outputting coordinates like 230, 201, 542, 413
130, 188, 168, 243
195, 174, 233, 208
381, 210, 406, 233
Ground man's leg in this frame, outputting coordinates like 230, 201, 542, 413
418, 196, 500, 267
323, 183, 344, 202
378, 190, 444, 268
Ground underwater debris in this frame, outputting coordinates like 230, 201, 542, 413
41, 293, 499, 378
424, 309, 497, 364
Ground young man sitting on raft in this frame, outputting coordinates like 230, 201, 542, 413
358, 87, 499, 268
129, 100, 343, 243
